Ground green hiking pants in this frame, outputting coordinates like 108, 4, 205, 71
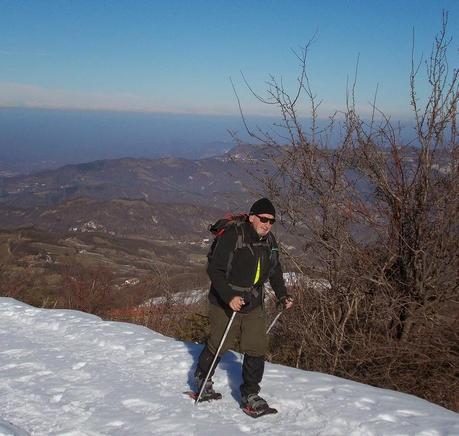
207, 303, 268, 357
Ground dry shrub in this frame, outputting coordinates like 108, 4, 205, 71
107, 299, 209, 343
266, 279, 459, 411
0, 266, 58, 308
61, 264, 115, 316
236, 15, 458, 411
0, 267, 35, 300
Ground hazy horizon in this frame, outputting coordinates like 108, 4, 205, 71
0, 106, 422, 176
0, 107, 248, 173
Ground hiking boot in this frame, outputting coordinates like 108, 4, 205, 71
195, 375, 217, 400
241, 393, 269, 411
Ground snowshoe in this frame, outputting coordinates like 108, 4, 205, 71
242, 405, 278, 418
184, 390, 222, 402
241, 394, 278, 418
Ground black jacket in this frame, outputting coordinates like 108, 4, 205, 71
207, 221, 287, 313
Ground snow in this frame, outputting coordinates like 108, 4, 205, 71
147, 289, 207, 306
0, 298, 458, 436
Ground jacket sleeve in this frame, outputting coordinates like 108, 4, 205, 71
268, 237, 288, 301
207, 227, 242, 304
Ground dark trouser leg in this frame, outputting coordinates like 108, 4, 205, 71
195, 344, 220, 380
238, 305, 268, 399
196, 303, 235, 380
195, 303, 239, 392
240, 354, 265, 398
207, 302, 239, 356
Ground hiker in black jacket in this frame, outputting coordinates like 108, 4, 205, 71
194, 198, 293, 412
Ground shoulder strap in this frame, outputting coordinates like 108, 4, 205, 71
235, 221, 245, 250
267, 233, 279, 275
236, 222, 254, 254
225, 222, 253, 279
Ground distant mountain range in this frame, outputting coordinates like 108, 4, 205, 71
0, 143, 274, 213
1, 142, 449, 300
0, 144, 286, 292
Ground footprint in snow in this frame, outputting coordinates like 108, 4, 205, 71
311, 386, 335, 393
122, 398, 165, 415
72, 362, 87, 370
354, 400, 373, 411
376, 413, 398, 422
396, 409, 427, 417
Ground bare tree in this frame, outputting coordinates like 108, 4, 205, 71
347, 12, 458, 342
236, 14, 458, 411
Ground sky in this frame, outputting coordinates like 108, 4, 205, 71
1, 297, 459, 435
1, 0, 458, 119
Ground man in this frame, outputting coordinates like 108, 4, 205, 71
194, 197, 293, 413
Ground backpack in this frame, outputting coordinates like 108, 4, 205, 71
207, 213, 248, 271
207, 213, 279, 281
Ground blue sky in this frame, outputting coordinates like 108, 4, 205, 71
1, 0, 458, 119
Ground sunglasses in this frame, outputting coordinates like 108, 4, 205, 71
256, 215, 276, 225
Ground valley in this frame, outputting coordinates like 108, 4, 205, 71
0, 144, 295, 308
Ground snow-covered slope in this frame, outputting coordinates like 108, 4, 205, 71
0, 298, 458, 436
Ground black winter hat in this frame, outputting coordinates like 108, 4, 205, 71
249, 197, 276, 217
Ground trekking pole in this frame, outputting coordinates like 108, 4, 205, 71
195, 310, 237, 405
266, 310, 284, 334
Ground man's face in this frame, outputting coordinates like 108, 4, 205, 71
249, 213, 275, 237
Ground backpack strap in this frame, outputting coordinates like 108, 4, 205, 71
225, 221, 252, 279
267, 233, 280, 276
